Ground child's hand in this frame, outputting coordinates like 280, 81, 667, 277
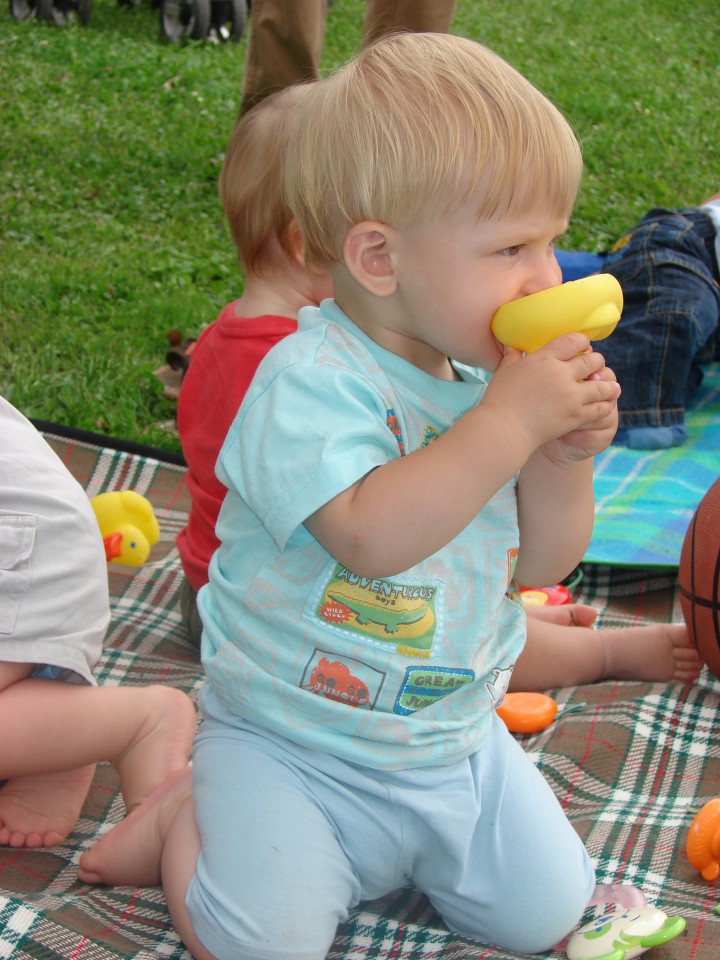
543, 360, 620, 463
484, 333, 621, 457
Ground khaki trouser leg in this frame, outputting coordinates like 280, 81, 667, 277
241, 0, 327, 114
362, 0, 458, 47
240, 0, 458, 114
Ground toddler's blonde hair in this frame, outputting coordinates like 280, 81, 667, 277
219, 83, 313, 275
285, 33, 582, 268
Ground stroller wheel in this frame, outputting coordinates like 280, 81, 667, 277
37, 0, 91, 23
9, 0, 38, 19
160, 0, 211, 41
37, 0, 70, 23
209, 0, 247, 42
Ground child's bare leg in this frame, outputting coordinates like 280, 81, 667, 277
0, 664, 196, 847
599, 622, 701, 683
511, 612, 702, 691
78, 769, 213, 960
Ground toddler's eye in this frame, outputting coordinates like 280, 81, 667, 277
498, 245, 522, 257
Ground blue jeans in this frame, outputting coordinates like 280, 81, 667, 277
599, 207, 720, 437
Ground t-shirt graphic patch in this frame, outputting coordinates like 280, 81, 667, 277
301, 649, 385, 709
421, 425, 440, 447
315, 563, 441, 656
395, 666, 474, 715
386, 408, 405, 455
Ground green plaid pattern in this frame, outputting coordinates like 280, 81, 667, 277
1, 432, 718, 958
587, 362, 720, 567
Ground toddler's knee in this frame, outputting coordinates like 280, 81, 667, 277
191, 923, 335, 960
449, 895, 587, 956
188, 891, 338, 960
206, 939, 331, 960
441, 861, 594, 954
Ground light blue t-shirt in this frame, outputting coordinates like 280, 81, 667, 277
199, 300, 526, 769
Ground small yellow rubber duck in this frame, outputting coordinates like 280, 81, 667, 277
90, 491, 160, 566
491, 273, 623, 354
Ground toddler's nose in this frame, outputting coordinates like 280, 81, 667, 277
519, 255, 563, 297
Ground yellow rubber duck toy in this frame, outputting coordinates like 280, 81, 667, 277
90, 491, 160, 566
491, 273, 623, 354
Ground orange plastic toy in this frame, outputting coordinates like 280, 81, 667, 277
491, 273, 623, 354
496, 692, 558, 734
687, 798, 720, 881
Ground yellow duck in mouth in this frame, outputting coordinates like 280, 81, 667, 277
90, 491, 160, 566
491, 273, 623, 354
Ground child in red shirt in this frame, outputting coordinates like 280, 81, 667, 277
176, 85, 332, 642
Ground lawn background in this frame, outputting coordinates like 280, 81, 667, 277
1, 0, 718, 453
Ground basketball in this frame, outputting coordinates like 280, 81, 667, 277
678, 477, 720, 680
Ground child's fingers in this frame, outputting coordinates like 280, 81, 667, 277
539, 332, 592, 359
581, 374, 621, 407
498, 345, 525, 368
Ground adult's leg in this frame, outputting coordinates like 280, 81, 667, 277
362, 0, 457, 47
240, 0, 326, 114
601, 208, 720, 448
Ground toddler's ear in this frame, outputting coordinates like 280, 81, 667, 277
286, 218, 306, 265
343, 222, 397, 296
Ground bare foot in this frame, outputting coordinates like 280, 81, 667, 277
602, 622, 702, 684
78, 766, 192, 887
114, 686, 197, 813
0, 764, 95, 848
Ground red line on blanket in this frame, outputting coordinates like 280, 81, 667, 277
107, 567, 177, 650
71, 887, 146, 958
58, 439, 76, 467
0, 848, 70, 888
559, 710, 600, 807
163, 472, 190, 512
388, 921, 405, 959
688, 881, 719, 960
635, 579, 649, 618
615, 685, 693, 882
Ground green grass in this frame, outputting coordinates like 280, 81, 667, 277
1, 0, 718, 451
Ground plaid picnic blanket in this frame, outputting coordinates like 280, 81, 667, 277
587, 362, 720, 568
2, 427, 720, 960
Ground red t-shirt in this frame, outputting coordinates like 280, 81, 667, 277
176, 302, 297, 591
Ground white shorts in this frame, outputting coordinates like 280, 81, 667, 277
0, 398, 110, 684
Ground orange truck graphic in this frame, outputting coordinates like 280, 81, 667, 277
308, 657, 370, 707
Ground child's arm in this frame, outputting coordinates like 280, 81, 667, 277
305, 334, 619, 578
514, 360, 619, 586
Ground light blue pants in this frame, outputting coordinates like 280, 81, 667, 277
186, 687, 595, 960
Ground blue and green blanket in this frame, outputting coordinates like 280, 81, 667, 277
586, 362, 720, 567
